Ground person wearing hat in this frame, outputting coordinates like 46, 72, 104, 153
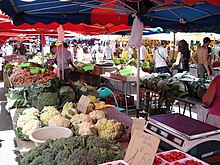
191, 37, 212, 78
172, 40, 190, 73
153, 40, 170, 73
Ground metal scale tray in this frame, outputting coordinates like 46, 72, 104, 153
144, 113, 220, 158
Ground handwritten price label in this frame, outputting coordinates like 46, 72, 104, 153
124, 130, 160, 165
77, 95, 91, 113
131, 118, 146, 137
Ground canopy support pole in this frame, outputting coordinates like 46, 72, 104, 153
172, 32, 176, 60
62, 42, 64, 81
136, 47, 140, 118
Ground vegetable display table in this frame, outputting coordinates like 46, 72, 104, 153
10, 107, 132, 156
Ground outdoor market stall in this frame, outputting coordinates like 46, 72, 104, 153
2, 1, 220, 165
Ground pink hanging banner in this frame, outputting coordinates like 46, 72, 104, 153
57, 25, 64, 41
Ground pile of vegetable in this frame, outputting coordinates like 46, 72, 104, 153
21, 135, 125, 165
15, 101, 127, 141
73, 81, 99, 99
113, 58, 127, 65
74, 61, 94, 72
15, 107, 41, 140
141, 72, 211, 115
141, 61, 155, 72
9, 67, 56, 85
31, 52, 54, 64
6, 78, 76, 110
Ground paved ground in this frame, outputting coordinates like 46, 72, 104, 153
0, 82, 19, 165
0, 81, 13, 130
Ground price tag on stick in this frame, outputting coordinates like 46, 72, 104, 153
77, 95, 91, 113
124, 130, 160, 165
131, 118, 146, 137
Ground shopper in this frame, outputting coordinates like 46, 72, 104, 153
202, 75, 220, 128
103, 42, 113, 60
191, 37, 211, 78
18, 43, 27, 55
54, 42, 75, 81
172, 40, 190, 73
140, 43, 148, 62
153, 40, 169, 73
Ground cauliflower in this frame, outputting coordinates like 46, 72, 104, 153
40, 106, 60, 125
61, 108, 77, 119
17, 115, 38, 128
78, 122, 97, 136
48, 115, 71, 128
63, 102, 73, 110
96, 119, 125, 140
89, 110, 106, 121
22, 107, 39, 116
70, 114, 93, 125
22, 119, 41, 136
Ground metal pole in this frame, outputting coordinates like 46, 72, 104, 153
136, 47, 140, 118
42, 44, 44, 67
62, 42, 64, 80
173, 32, 176, 60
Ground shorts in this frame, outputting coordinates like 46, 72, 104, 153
197, 63, 206, 78
197, 63, 212, 78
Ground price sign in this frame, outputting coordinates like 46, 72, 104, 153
131, 118, 146, 137
124, 130, 160, 165
77, 95, 91, 113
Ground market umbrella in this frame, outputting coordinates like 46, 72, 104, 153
139, 0, 220, 32
0, 0, 135, 26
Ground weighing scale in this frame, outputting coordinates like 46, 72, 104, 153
144, 113, 220, 159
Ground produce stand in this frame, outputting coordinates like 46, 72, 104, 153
10, 107, 132, 156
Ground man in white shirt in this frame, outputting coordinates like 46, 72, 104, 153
153, 40, 169, 73
140, 44, 148, 61
103, 42, 113, 60
54, 42, 75, 81
5, 43, 13, 56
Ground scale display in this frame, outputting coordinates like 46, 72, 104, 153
144, 113, 220, 159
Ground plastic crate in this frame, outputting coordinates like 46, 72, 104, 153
155, 149, 209, 165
